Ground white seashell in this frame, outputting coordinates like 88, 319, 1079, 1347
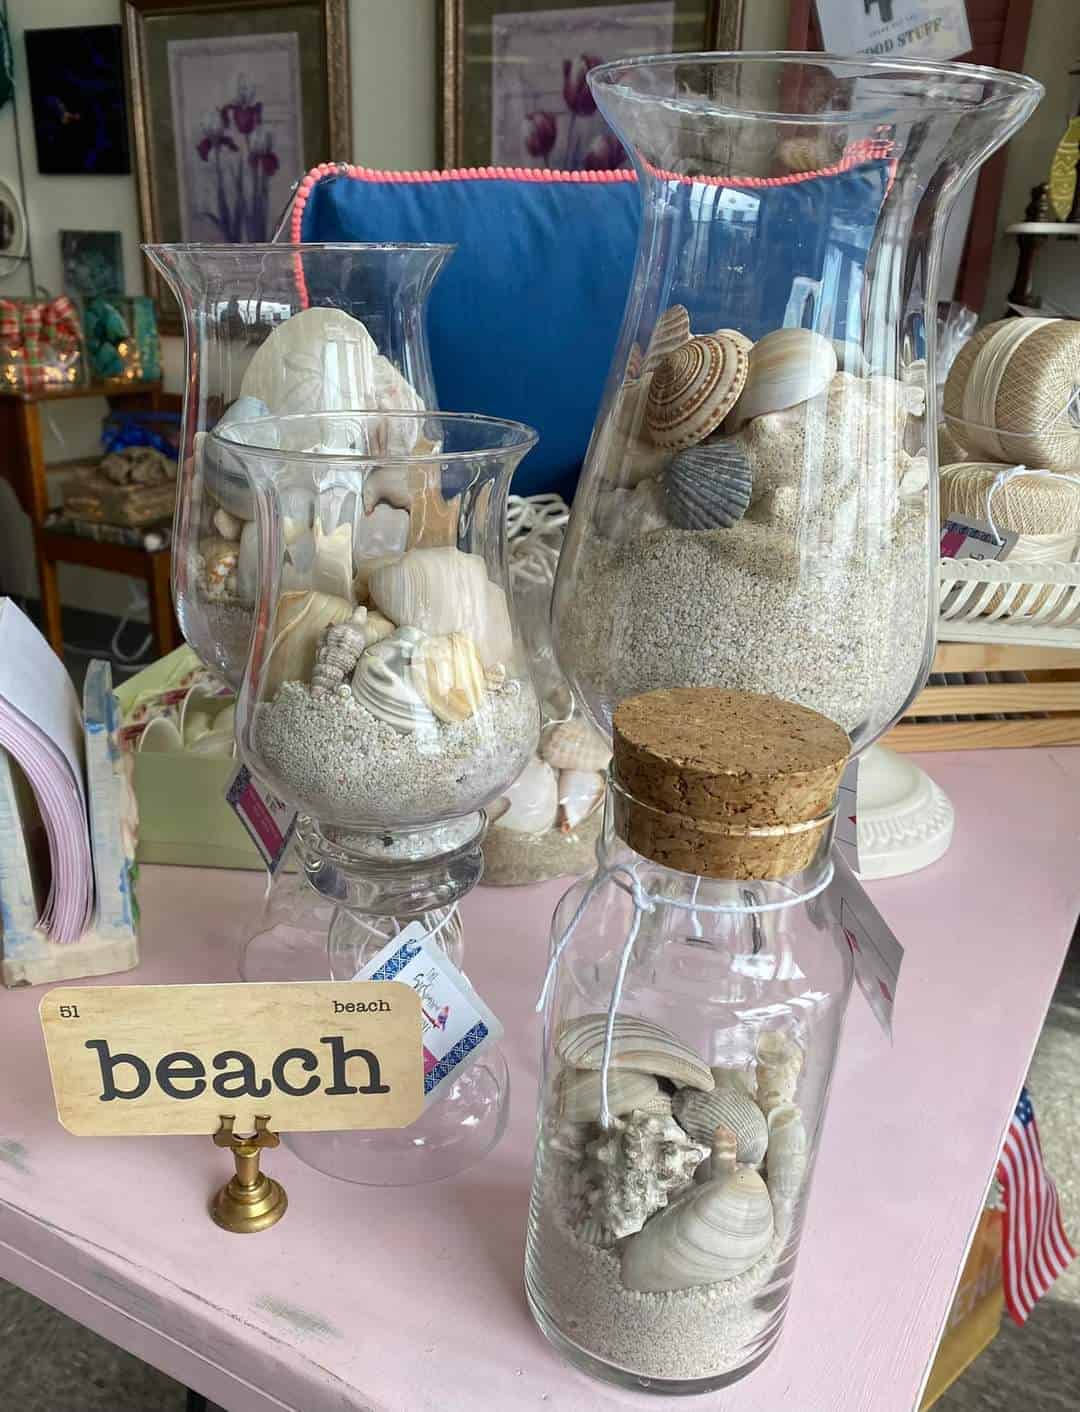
363, 610, 396, 647
711, 1065, 755, 1094
620, 1163, 774, 1292
352, 502, 410, 572
239, 307, 381, 417
731, 328, 837, 426
351, 628, 435, 734
484, 662, 507, 691
673, 1084, 768, 1167
311, 521, 355, 602
555, 1068, 661, 1123
409, 631, 487, 723
236, 521, 259, 601
557, 769, 605, 833
556, 1014, 714, 1093
492, 756, 558, 834
575, 1111, 708, 1246
264, 590, 353, 697
541, 718, 611, 772
368, 546, 512, 668
212, 507, 242, 540
199, 538, 238, 600
548, 1118, 591, 1162
311, 608, 371, 696
202, 398, 271, 519
755, 1031, 803, 1117
765, 1103, 808, 1203
710, 1123, 738, 1176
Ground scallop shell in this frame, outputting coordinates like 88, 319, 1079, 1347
645, 335, 750, 450
409, 631, 486, 723
555, 1067, 661, 1123
491, 756, 558, 834
556, 1014, 714, 1093
730, 328, 837, 426
620, 1161, 774, 1292
672, 1084, 768, 1167
765, 1103, 808, 1203
368, 546, 512, 668
575, 1112, 709, 1246
264, 590, 353, 697
557, 769, 605, 833
541, 718, 611, 772
665, 438, 752, 530
755, 1031, 803, 1117
311, 608, 372, 696
643, 305, 691, 371
351, 628, 435, 733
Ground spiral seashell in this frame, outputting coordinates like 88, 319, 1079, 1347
575, 1112, 708, 1246
556, 1013, 714, 1093
665, 438, 752, 530
672, 1084, 768, 1167
351, 628, 435, 733
714, 328, 753, 355
730, 327, 837, 426
555, 1067, 661, 1123
541, 718, 611, 772
643, 304, 691, 371
755, 1031, 803, 1117
409, 631, 486, 723
645, 335, 750, 450
620, 1162, 774, 1292
311, 608, 371, 696
766, 1103, 808, 1203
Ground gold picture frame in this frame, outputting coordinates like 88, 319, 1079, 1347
440, 0, 745, 169
124, 0, 351, 330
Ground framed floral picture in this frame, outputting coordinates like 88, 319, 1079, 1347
440, 0, 744, 169
124, 0, 350, 328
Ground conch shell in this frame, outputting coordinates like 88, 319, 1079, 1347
574, 1111, 708, 1247
620, 1136, 775, 1292
264, 590, 352, 698
409, 631, 486, 723
311, 607, 390, 696
555, 1013, 714, 1093
368, 546, 512, 667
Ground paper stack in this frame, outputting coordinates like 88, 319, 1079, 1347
0, 600, 138, 987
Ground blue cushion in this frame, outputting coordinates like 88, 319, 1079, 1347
299, 157, 892, 497
299, 170, 641, 499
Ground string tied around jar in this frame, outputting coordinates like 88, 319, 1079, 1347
984, 464, 1080, 546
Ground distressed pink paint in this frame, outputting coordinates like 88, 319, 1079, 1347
0, 748, 1077, 1412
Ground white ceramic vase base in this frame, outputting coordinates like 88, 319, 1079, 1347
855, 746, 954, 880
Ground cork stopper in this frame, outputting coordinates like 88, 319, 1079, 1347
611, 688, 850, 880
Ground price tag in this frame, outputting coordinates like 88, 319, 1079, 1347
940, 514, 1017, 562
225, 763, 298, 875
355, 923, 504, 1108
39, 982, 424, 1136
828, 854, 904, 1038
834, 757, 860, 875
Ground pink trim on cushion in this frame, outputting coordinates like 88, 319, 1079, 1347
289, 139, 894, 242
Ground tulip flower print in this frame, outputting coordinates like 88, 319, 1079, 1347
581, 131, 626, 171
523, 110, 559, 164
561, 54, 603, 169
194, 77, 279, 242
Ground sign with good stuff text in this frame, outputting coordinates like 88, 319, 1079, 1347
40, 983, 424, 1136
814, 0, 971, 62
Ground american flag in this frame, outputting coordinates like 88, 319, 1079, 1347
996, 1086, 1075, 1324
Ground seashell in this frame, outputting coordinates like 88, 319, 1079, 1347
710, 1123, 738, 1176
484, 662, 507, 691
575, 1111, 708, 1246
352, 501, 410, 571
620, 1161, 774, 1292
239, 307, 382, 417
492, 756, 558, 834
557, 769, 605, 833
368, 546, 512, 668
626, 341, 644, 380
646, 335, 750, 450
665, 438, 752, 530
351, 628, 435, 734
202, 397, 271, 520
548, 1119, 591, 1162
714, 328, 753, 355
212, 507, 242, 541
765, 1103, 808, 1203
264, 590, 353, 697
730, 328, 838, 426
555, 1067, 661, 1123
311, 608, 371, 696
311, 521, 356, 602
643, 304, 691, 371
409, 631, 486, 723
755, 1031, 803, 1117
541, 718, 611, 772
673, 1084, 768, 1167
712, 1065, 755, 1094
199, 538, 238, 600
363, 610, 396, 646
556, 1014, 714, 1093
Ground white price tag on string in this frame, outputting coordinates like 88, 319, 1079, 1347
828, 854, 904, 1038
940, 514, 1017, 562
225, 763, 298, 876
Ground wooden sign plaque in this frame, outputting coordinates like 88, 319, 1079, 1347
40, 982, 424, 1136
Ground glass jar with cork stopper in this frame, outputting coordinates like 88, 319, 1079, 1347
525, 686, 854, 1393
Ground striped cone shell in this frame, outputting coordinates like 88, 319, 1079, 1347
646, 335, 749, 450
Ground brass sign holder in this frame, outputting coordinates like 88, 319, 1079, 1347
210, 1115, 288, 1234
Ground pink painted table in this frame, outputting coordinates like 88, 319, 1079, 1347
1, 749, 1078, 1412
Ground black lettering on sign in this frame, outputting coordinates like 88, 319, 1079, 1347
85, 1039, 150, 1101
321, 1036, 391, 1095
155, 1052, 207, 1099
271, 1047, 321, 1097
212, 1050, 272, 1099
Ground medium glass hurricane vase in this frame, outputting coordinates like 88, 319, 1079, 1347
143, 242, 452, 687
553, 55, 1042, 753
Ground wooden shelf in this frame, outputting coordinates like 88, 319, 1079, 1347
0, 380, 162, 404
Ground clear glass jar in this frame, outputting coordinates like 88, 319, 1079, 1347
552, 55, 1042, 750
143, 242, 452, 686
525, 804, 853, 1392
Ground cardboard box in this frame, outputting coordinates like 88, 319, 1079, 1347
920, 1208, 1004, 1409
